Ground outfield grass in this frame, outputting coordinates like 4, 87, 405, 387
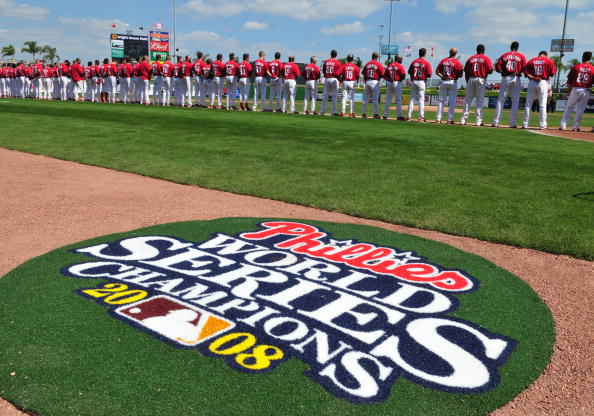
1, 99, 593, 259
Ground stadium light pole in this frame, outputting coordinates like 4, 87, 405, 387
555, 0, 569, 91
385, 0, 400, 62
173, 0, 177, 60
378, 24, 384, 61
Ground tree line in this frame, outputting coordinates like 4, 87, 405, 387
1, 41, 59, 62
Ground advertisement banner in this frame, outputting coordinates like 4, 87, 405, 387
110, 33, 148, 61
150, 31, 169, 61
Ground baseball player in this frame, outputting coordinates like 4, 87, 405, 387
383, 55, 407, 120
435, 48, 463, 124
137, 55, 152, 105
118, 58, 133, 104
0, 63, 6, 98
522, 51, 556, 130
70, 58, 85, 102
281, 55, 301, 114
252, 51, 269, 111
192, 52, 205, 107
461, 44, 493, 126
181, 56, 193, 107
341, 54, 360, 117
52, 63, 60, 100
320, 49, 342, 116
238, 53, 252, 111
407, 48, 432, 122
267, 52, 284, 112
105, 59, 118, 103
84, 61, 93, 101
361, 51, 385, 119
160, 56, 174, 106
303, 56, 321, 115
92, 60, 102, 102
31, 60, 42, 100
201, 58, 213, 107
132, 60, 143, 104
492, 41, 527, 128
224, 53, 240, 110
60, 60, 71, 101
560, 51, 593, 132
42, 62, 53, 100
211, 54, 225, 109
173, 56, 185, 107
151, 55, 163, 106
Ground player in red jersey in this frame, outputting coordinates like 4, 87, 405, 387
118, 58, 134, 104
0, 63, 6, 98
522, 51, 556, 129
181, 56, 193, 107
151, 55, 164, 106
303, 56, 321, 115
383, 55, 407, 120
267, 52, 284, 112
281, 55, 301, 114
172, 56, 183, 106
252, 51, 269, 111
211, 54, 225, 109
100, 58, 115, 103
461, 44, 493, 126
361, 51, 385, 119
560, 51, 593, 131
70, 58, 85, 102
192, 52, 205, 107
31, 60, 43, 100
492, 41, 526, 128
340, 54, 360, 117
201, 58, 213, 108
435, 48, 463, 124
238, 53, 252, 111
91, 60, 101, 102
59, 60, 71, 101
131, 60, 143, 104
137, 55, 152, 105
160, 57, 174, 106
320, 49, 342, 116
224, 53, 240, 110
407, 48, 432, 121
84, 61, 93, 101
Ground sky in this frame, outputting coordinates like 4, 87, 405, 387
0, 0, 592, 74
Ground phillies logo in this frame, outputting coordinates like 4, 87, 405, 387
61, 221, 515, 404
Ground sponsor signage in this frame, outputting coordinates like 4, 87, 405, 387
381, 44, 399, 55
150, 30, 169, 62
61, 220, 516, 404
551, 39, 575, 52
110, 33, 148, 61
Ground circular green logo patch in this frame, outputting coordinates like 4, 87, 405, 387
0, 218, 554, 416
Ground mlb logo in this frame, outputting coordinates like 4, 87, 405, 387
115, 296, 234, 347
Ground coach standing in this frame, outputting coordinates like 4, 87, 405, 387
435, 48, 463, 124
407, 48, 432, 122
461, 44, 493, 126
522, 51, 556, 130
492, 41, 526, 128
383, 55, 406, 120
320, 50, 342, 116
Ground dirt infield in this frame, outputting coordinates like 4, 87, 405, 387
0, 148, 592, 416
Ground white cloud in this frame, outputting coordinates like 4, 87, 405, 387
177, 30, 240, 56
180, 0, 384, 20
434, 0, 592, 14
0, 0, 50, 21
321, 21, 365, 36
243, 21, 269, 30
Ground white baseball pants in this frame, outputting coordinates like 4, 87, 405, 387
253, 76, 267, 110
226, 75, 238, 109
493, 75, 522, 127
268, 78, 282, 111
436, 80, 458, 122
320, 78, 340, 115
282, 79, 297, 113
238, 78, 250, 105
341, 80, 356, 115
362, 79, 380, 115
461, 77, 486, 125
522, 79, 550, 129
408, 80, 426, 119
303, 80, 318, 113
384, 80, 404, 118
560, 87, 590, 130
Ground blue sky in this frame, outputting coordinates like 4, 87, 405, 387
1, 0, 592, 73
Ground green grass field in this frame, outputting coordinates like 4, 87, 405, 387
1, 98, 593, 259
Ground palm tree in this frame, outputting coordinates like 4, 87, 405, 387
21, 41, 43, 61
355, 57, 363, 67
42, 46, 59, 62
551, 55, 566, 90
1, 44, 15, 59
566, 58, 580, 69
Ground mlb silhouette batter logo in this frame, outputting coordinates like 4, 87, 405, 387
116, 296, 234, 347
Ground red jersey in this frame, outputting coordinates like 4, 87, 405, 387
42, 67, 52, 78
211, 61, 224, 77
60, 63, 71, 77
151, 61, 163, 76
101, 63, 113, 77
161, 61, 174, 77
362, 60, 385, 81
138, 62, 152, 80
524, 56, 556, 81
119, 63, 133, 78
268, 59, 283, 78
70, 63, 85, 82
384, 62, 406, 82
409, 58, 432, 80
495, 51, 526, 76
192, 60, 204, 77
304, 63, 321, 81
202, 64, 213, 79
224, 60, 240, 76
341, 62, 360, 82
322, 58, 342, 78
181, 61, 193, 77
32, 64, 42, 78
282, 62, 301, 80
567, 62, 593, 89
91, 65, 101, 77
238, 61, 252, 78
253, 59, 269, 77
436, 57, 463, 80
464, 54, 493, 79
83, 66, 91, 79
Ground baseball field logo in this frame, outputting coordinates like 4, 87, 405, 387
60, 221, 516, 404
